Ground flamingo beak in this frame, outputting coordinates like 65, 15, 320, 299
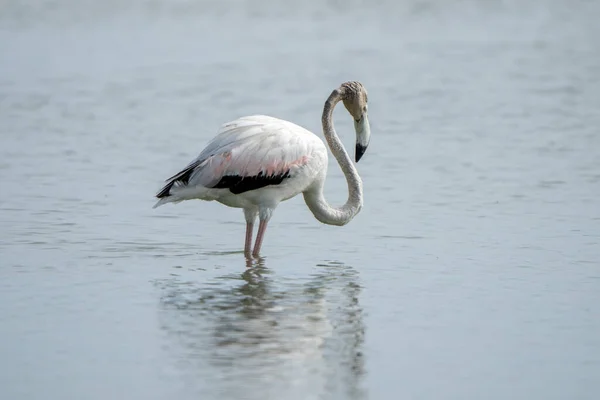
356, 143, 367, 163
354, 113, 370, 162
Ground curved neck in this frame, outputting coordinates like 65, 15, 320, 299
303, 89, 363, 226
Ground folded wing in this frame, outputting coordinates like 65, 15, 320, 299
156, 115, 316, 199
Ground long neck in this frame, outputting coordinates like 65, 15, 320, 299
303, 89, 363, 226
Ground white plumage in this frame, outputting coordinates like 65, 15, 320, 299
154, 115, 326, 209
154, 81, 371, 258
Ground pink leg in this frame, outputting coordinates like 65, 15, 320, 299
244, 222, 254, 259
252, 220, 269, 257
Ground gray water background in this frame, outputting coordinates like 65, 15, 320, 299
1, 0, 599, 399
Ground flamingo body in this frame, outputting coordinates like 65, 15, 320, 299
154, 115, 327, 211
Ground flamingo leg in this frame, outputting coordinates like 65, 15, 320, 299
244, 222, 254, 258
252, 219, 269, 257
243, 208, 258, 259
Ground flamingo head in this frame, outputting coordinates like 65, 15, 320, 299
341, 81, 370, 162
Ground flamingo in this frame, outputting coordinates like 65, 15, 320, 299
153, 81, 370, 258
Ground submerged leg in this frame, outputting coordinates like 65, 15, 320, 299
243, 208, 258, 259
252, 219, 269, 257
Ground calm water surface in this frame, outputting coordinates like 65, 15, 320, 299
1, 1, 599, 399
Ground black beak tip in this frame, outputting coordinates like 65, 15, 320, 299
355, 144, 367, 162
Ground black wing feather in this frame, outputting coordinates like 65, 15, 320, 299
213, 170, 291, 195
155, 159, 203, 199
156, 161, 291, 198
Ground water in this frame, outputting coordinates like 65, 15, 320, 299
1, 0, 599, 399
